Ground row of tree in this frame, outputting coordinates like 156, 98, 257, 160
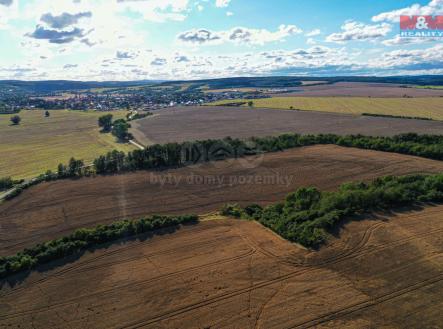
92, 133, 443, 175
4, 133, 443, 201
361, 113, 433, 121
3, 157, 90, 201
0, 214, 198, 279
221, 173, 443, 248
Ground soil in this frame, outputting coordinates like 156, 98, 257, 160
1, 205, 442, 328
271, 82, 443, 97
130, 106, 443, 145
2, 145, 443, 256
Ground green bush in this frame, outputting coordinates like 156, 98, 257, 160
221, 204, 243, 217
0, 177, 13, 190
222, 173, 443, 248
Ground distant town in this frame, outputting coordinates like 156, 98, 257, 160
0, 83, 271, 113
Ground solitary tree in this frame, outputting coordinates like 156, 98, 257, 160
248, 101, 254, 107
10, 115, 21, 125
45, 111, 50, 117
98, 114, 113, 132
112, 119, 131, 141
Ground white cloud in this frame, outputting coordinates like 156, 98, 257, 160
19, 0, 150, 56
3, 41, 443, 80
226, 11, 234, 16
177, 28, 222, 44
382, 34, 440, 46
0, 0, 19, 29
4, 0, 443, 80
326, 21, 392, 43
306, 38, 316, 45
215, 0, 231, 8
368, 43, 443, 72
177, 24, 303, 45
229, 25, 302, 45
117, 0, 190, 22
373, 0, 443, 22
23, 0, 191, 25
305, 29, 321, 37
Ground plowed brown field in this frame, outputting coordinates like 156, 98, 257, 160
130, 106, 443, 145
1, 205, 443, 328
2, 145, 443, 256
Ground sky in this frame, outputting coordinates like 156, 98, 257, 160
0, 0, 442, 81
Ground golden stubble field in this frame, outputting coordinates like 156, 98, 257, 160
1, 205, 442, 328
0, 110, 134, 179
211, 97, 443, 120
2, 145, 443, 256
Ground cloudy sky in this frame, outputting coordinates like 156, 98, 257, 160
0, 0, 442, 80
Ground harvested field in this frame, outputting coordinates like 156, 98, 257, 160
2, 145, 443, 255
271, 82, 443, 97
300, 80, 327, 86
1, 205, 443, 328
204, 87, 259, 93
0, 110, 134, 179
210, 97, 443, 121
130, 106, 443, 145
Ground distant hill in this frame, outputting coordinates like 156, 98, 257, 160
0, 80, 162, 94
1, 76, 443, 94
161, 75, 443, 89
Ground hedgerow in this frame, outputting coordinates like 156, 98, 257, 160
0, 214, 198, 279
3, 133, 443, 202
91, 133, 443, 175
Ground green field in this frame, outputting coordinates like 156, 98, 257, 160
209, 97, 443, 120
414, 85, 443, 90
0, 110, 135, 179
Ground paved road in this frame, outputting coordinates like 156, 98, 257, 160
129, 139, 144, 150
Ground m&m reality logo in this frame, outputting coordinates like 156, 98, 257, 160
400, 15, 443, 37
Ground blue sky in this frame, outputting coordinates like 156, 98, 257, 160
0, 0, 442, 80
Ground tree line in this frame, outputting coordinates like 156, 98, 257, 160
0, 214, 198, 279
221, 173, 443, 248
3, 133, 443, 201
361, 113, 434, 121
92, 132, 443, 175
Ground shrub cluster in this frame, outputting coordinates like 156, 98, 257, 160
0, 214, 198, 279
0, 177, 13, 191
127, 112, 153, 121
222, 173, 443, 248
